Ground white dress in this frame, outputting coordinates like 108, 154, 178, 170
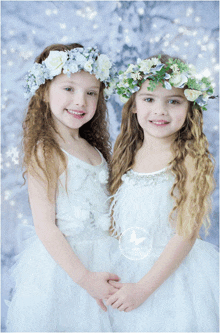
109, 167, 219, 332
6, 149, 118, 332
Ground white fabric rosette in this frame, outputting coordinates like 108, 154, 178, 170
96, 54, 112, 81
44, 51, 68, 76
184, 89, 202, 102
169, 73, 188, 88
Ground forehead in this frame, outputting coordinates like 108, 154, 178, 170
138, 80, 186, 98
52, 70, 100, 88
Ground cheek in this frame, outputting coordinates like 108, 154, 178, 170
176, 110, 188, 125
91, 99, 99, 113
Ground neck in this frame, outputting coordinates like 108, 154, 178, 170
141, 135, 174, 155
54, 125, 81, 147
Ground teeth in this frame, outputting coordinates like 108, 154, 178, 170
152, 121, 168, 124
67, 110, 84, 115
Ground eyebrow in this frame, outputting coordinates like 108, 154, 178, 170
59, 80, 100, 89
138, 93, 185, 98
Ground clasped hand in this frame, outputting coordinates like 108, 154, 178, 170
105, 281, 148, 312
78, 271, 121, 311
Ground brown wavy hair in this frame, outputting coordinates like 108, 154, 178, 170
109, 54, 215, 238
22, 43, 111, 199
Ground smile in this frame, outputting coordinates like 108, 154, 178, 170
66, 109, 85, 117
150, 120, 170, 125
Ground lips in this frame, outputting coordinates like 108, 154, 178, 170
150, 120, 170, 125
66, 109, 86, 117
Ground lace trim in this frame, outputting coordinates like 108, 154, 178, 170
121, 168, 173, 186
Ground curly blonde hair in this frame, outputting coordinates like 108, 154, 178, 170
22, 43, 111, 199
109, 54, 215, 238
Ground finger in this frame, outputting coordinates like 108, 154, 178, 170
96, 299, 107, 312
111, 300, 124, 310
124, 307, 133, 312
108, 273, 121, 281
117, 304, 128, 312
109, 286, 120, 295
105, 294, 118, 306
108, 280, 123, 288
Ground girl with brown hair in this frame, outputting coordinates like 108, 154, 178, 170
6, 43, 120, 332
107, 54, 219, 332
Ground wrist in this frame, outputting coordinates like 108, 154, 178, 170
75, 269, 90, 288
137, 279, 151, 298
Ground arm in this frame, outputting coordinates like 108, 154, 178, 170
28, 170, 120, 311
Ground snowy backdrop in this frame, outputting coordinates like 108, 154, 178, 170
1, 1, 219, 330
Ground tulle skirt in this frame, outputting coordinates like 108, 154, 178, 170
109, 238, 219, 332
6, 227, 118, 332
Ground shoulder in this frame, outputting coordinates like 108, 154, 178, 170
29, 141, 67, 180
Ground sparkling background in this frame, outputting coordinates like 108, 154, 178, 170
1, 1, 219, 329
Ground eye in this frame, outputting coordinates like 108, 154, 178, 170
168, 99, 180, 105
64, 87, 73, 92
87, 91, 98, 96
144, 97, 154, 102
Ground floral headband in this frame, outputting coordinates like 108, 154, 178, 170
24, 47, 116, 99
114, 55, 215, 111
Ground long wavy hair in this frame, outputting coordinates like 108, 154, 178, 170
109, 54, 215, 238
22, 43, 111, 199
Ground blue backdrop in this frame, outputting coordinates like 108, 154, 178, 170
1, 1, 219, 330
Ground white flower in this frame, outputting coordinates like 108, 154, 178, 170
131, 72, 142, 80
31, 63, 44, 76
63, 63, 79, 76
150, 57, 160, 66
199, 82, 209, 91
138, 59, 152, 73
170, 73, 188, 88
84, 60, 93, 73
170, 64, 180, 73
73, 206, 90, 221
126, 64, 136, 73
75, 53, 87, 67
188, 64, 196, 76
104, 79, 117, 96
44, 51, 68, 76
98, 170, 108, 184
96, 54, 112, 81
30, 84, 39, 94
184, 89, 202, 101
69, 63, 79, 73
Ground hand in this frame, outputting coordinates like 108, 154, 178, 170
78, 271, 121, 307
106, 281, 148, 312
95, 298, 108, 312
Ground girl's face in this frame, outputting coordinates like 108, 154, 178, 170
134, 80, 189, 143
47, 70, 100, 136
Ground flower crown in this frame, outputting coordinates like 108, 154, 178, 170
115, 55, 215, 111
24, 47, 116, 99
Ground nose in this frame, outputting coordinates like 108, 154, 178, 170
153, 101, 168, 115
74, 90, 86, 107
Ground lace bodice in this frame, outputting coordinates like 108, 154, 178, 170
55, 149, 110, 240
111, 167, 176, 250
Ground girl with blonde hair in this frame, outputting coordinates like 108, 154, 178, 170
6, 43, 120, 332
107, 54, 219, 332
